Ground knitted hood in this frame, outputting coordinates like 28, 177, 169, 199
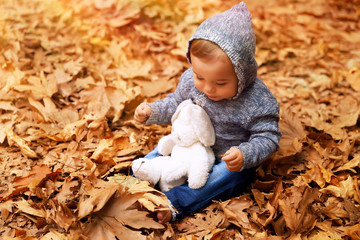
186, 2, 257, 98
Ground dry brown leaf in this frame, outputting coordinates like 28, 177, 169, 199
13, 71, 58, 100
219, 195, 253, 230
84, 186, 163, 240
108, 174, 170, 212
77, 179, 119, 219
273, 108, 307, 160
346, 59, 360, 92
174, 204, 228, 238
57, 119, 87, 142
0, 165, 58, 201
46, 199, 75, 231
15, 199, 46, 218
335, 154, 360, 173
5, 128, 38, 158
90, 135, 130, 166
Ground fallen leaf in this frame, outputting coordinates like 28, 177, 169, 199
5, 128, 38, 158
77, 179, 119, 219
15, 198, 46, 217
0, 165, 57, 201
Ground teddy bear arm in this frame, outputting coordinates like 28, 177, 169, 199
157, 135, 177, 156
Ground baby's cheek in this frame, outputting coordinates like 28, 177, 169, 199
193, 80, 203, 93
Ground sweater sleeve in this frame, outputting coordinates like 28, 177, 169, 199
145, 68, 193, 125
237, 97, 281, 170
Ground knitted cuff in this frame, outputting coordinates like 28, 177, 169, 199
145, 103, 160, 125
237, 144, 252, 171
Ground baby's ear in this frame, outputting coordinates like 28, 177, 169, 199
191, 106, 215, 147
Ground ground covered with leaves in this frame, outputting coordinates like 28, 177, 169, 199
0, 0, 360, 239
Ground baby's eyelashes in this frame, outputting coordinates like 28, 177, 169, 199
195, 75, 204, 80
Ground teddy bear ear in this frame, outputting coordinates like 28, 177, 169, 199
171, 99, 193, 123
191, 105, 215, 147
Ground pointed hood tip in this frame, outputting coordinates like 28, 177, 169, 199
231, 1, 247, 10
230, 2, 252, 18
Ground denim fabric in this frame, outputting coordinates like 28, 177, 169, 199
144, 146, 256, 220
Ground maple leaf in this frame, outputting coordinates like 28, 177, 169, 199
335, 154, 360, 173
77, 179, 119, 219
219, 195, 253, 230
79, 84, 140, 122
279, 186, 318, 234
13, 71, 58, 100
83, 185, 164, 240
15, 199, 45, 217
320, 176, 360, 203
0, 199, 15, 222
28, 97, 79, 124
273, 108, 307, 160
58, 119, 88, 142
0, 165, 60, 202
108, 174, 170, 212
174, 203, 228, 239
90, 135, 131, 167
47, 199, 75, 231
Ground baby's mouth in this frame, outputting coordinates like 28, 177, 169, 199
207, 95, 217, 100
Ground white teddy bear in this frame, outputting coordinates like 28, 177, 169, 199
132, 99, 216, 192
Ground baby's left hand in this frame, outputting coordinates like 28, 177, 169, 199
222, 148, 244, 172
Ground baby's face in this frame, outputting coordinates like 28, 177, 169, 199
191, 53, 238, 101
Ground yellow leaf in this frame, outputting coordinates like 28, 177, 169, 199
90, 37, 110, 47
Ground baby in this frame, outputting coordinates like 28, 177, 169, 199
134, 2, 281, 224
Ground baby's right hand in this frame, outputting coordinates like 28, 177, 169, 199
134, 103, 151, 124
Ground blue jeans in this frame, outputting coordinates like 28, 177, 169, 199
144, 146, 257, 219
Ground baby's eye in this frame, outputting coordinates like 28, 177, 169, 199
196, 75, 204, 80
216, 82, 227, 86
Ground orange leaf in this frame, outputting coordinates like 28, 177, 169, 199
0, 165, 60, 201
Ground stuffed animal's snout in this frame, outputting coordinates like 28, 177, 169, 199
132, 159, 146, 173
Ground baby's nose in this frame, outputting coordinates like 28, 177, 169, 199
204, 84, 215, 93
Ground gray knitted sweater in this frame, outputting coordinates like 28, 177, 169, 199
146, 2, 281, 171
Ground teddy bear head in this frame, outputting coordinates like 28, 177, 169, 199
171, 99, 215, 147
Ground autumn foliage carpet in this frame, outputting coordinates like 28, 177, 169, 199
1, 0, 360, 239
